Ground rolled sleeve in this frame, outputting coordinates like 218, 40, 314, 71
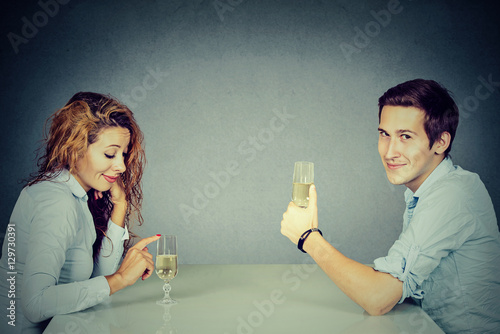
92, 220, 129, 277
106, 220, 130, 243
374, 183, 476, 304
374, 243, 424, 303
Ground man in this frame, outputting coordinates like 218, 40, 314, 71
281, 79, 500, 333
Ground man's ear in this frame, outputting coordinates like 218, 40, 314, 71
434, 131, 451, 155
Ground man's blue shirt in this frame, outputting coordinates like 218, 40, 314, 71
374, 157, 500, 333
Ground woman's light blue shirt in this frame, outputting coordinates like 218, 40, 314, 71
374, 158, 500, 333
0, 169, 129, 333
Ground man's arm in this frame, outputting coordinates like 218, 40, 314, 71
281, 185, 402, 316
303, 232, 402, 315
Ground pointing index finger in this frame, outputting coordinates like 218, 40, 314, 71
133, 234, 162, 250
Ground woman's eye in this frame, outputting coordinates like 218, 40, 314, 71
105, 154, 115, 159
402, 134, 411, 140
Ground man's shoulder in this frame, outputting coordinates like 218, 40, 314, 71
420, 164, 491, 210
438, 165, 483, 193
433, 162, 480, 187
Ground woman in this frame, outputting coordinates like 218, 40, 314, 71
0, 92, 160, 333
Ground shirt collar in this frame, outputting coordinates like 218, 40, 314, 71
54, 169, 88, 200
404, 157, 454, 202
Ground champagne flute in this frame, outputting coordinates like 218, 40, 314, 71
156, 235, 178, 305
292, 161, 314, 208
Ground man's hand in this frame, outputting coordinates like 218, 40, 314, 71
281, 184, 403, 316
281, 184, 318, 244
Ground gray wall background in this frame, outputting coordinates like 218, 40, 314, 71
1, 0, 499, 264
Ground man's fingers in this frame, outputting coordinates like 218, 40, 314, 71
308, 184, 318, 228
308, 184, 317, 209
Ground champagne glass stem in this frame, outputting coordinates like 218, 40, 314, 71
163, 281, 171, 300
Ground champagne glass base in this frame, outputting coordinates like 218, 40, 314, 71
156, 298, 177, 305
157, 281, 177, 305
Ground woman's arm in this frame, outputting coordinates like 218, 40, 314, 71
94, 178, 128, 228
92, 220, 128, 277
21, 192, 110, 323
92, 179, 129, 276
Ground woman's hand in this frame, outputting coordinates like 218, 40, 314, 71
94, 176, 128, 227
94, 176, 127, 206
108, 176, 127, 207
105, 234, 162, 295
281, 184, 318, 245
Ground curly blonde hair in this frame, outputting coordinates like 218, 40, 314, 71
29, 92, 146, 257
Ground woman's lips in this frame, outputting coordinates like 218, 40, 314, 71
103, 175, 119, 183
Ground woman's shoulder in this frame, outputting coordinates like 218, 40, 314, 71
25, 177, 71, 195
18, 174, 84, 234
23, 174, 80, 208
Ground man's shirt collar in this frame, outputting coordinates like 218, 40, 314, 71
404, 157, 454, 203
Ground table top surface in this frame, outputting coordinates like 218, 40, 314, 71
44, 264, 444, 334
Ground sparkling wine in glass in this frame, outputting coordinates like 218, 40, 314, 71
292, 161, 314, 208
156, 235, 178, 305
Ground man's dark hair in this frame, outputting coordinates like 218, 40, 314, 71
378, 79, 459, 157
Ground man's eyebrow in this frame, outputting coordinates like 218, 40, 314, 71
396, 129, 418, 135
377, 128, 418, 135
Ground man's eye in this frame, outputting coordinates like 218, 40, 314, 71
401, 134, 411, 140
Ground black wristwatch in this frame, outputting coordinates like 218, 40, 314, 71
297, 228, 323, 253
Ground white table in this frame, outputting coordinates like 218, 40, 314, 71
44, 264, 444, 333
